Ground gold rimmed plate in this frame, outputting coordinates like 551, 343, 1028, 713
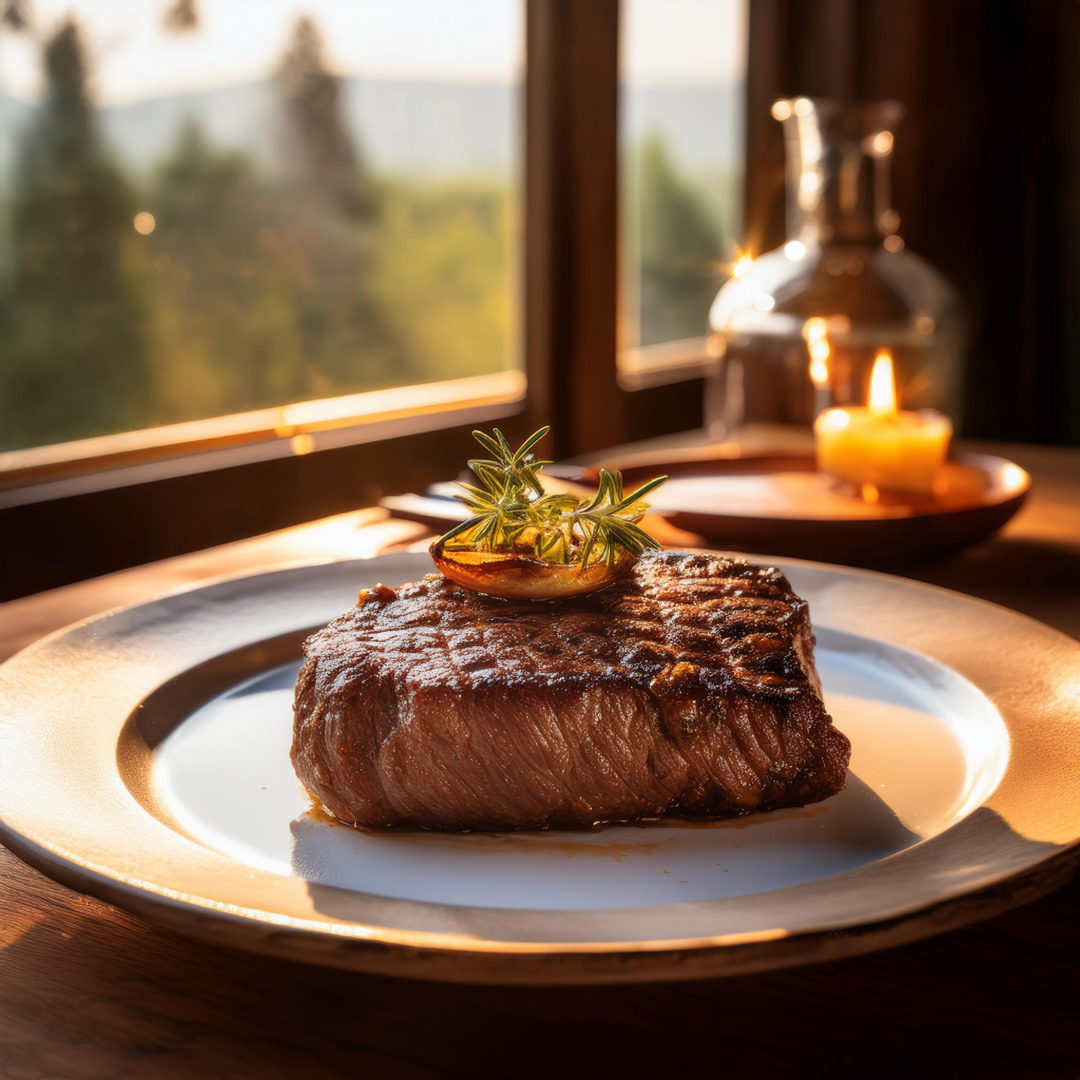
0, 552, 1077, 984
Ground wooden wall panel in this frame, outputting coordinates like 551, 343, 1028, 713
746, 0, 1080, 445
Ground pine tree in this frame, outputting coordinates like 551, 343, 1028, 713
277, 16, 369, 217
1, 18, 153, 449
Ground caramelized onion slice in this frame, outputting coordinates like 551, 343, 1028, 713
430, 543, 634, 600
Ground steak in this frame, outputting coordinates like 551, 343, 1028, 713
291, 550, 851, 831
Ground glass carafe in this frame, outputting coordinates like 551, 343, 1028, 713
706, 98, 964, 438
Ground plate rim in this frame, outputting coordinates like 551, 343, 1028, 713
1, 551, 1077, 983
3, 823, 1076, 985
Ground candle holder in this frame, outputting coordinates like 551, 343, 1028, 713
706, 98, 965, 439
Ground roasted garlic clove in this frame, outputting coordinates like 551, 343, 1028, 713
429, 542, 634, 600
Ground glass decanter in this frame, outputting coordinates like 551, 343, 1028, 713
706, 98, 964, 438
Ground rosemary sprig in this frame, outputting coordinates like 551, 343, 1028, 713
569, 468, 667, 568
438, 427, 666, 569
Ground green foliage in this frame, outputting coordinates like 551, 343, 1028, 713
624, 133, 727, 348
367, 179, 513, 385
1, 19, 154, 448
146, 121, 297, 420
0, 15, 514, 452
441, 428, 665, 568
144, 119, 398, 423
138, 148, 511, 434
0, 16, 728, 456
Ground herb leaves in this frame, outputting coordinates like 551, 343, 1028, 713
438, 427, 666, 569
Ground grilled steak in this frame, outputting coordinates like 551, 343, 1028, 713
292, 550, 850, 831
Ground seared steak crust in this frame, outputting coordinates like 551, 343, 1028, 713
292, 550, 850, 830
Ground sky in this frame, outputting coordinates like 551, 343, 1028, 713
0, 0, 745, 106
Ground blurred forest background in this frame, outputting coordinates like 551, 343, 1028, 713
0, 0, 741, 453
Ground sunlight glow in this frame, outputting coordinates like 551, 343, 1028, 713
1002, 463, 1028, 493
732, 253, 754, 278
871, 131, 894, 155
808, 339, 830, 388
804, 318, 830, 388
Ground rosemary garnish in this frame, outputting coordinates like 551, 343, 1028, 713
437, 427, 667, 569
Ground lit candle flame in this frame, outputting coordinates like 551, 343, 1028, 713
868, 349, 897, 418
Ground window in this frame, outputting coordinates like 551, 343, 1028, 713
0, 0, 753, 598
1, 0, 1070, 602
0, 0, 524, 455
618, 0, 747, 387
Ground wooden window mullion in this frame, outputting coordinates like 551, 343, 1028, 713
525, 0, 623, 460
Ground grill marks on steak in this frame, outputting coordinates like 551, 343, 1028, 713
291, 551, 851, 830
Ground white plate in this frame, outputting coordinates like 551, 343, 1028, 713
1, 552, 1077, 983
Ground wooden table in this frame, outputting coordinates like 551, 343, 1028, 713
2, 439, 1078, 1079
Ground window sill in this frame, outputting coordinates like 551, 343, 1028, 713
616, 337, 715, 391
0, 370, 527, 509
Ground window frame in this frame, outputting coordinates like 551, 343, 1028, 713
0, 370, 528, 498
0, 0, 746, 599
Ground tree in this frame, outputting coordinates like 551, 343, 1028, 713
630, 134, 724, 348
147, 120, 306, 420
147, 118, 396, 419
277, 16, 369, 217
1, 18, 153, 450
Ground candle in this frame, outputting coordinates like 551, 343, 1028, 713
814, 350, 952, 495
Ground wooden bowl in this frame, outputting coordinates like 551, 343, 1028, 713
580, 449, 1030, 566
